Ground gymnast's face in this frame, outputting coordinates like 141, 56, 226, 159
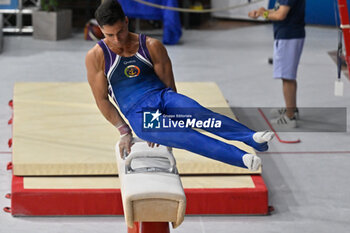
101, 17, 129, 47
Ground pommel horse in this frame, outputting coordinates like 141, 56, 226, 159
116, 138, 186, 233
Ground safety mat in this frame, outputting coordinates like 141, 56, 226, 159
9, 175, 268, 216
12, 82, 257, 176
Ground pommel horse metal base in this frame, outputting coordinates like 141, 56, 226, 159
116, 138, 186, 233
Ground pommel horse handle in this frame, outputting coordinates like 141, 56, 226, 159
124, 138, 176, 174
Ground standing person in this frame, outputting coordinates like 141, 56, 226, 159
248, 0, 305, 128
85, 0, 274, 171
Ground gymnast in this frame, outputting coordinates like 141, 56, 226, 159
85, 0, 274, 171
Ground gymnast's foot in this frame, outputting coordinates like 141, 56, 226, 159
243, 154, 261, 171
253, 131, 274, 143
246, 131, 274, 152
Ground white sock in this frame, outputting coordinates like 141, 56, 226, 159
242, 154, 261, 171
253, 131, 274, 143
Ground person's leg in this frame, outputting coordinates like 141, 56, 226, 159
160, 90, 273, 151
282, 79, 297, 118
273, 39, 304, 126
127, 108, 257, 169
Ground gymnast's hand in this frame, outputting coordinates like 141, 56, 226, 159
119, 133, 133, 158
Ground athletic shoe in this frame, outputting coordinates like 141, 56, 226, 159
270, 114, 297, 128
270, 107, 299, 119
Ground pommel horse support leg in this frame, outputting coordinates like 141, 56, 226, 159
116, 138, 186, 233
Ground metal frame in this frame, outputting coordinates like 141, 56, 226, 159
0, 0, 40, 33
337, 0, 350, 79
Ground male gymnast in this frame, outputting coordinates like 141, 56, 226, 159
85, 0, 274, 171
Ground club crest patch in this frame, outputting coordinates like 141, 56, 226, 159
124, 65, 140, 78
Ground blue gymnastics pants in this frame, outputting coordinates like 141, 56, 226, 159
125, 88, 266, 169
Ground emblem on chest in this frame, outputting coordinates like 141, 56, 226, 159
124, 65, 140, 78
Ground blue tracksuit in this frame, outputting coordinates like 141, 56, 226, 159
97, 35, 266, 169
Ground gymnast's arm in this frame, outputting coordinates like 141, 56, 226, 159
146, 37, 177, 93
85, 45, 133, 155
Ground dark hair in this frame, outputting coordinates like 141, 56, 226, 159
95, 0, 126, 27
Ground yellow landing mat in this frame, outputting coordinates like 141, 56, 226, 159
13, 82, 258, 176
23, 176, 255, 189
